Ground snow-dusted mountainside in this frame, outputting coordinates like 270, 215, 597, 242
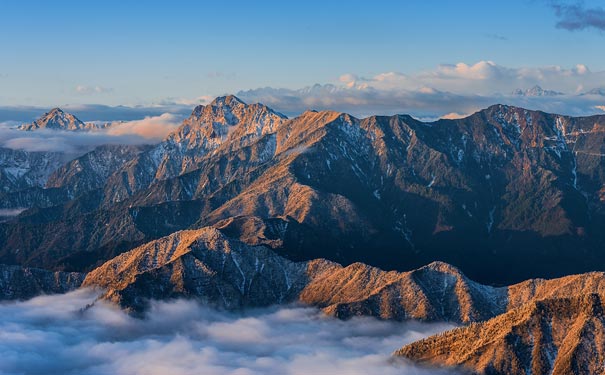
397, 293, 605, 375
101, 95, 287, 202
0, 144, 150, 210
3, 97, 605, 286
83, 227, 605, 324
0, 264, 84, 300
81, 227, 503, 318
18, 108, 108, 131
45, 144, 151, 199
0, 108, 128, 201
0, 147, 67, 193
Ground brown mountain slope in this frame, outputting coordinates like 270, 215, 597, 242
396, 293, 605, 375
83, 227, 508, 320
83, 227, 605, 328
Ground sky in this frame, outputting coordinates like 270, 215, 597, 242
1, 0, 605, 120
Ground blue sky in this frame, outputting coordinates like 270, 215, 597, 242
0, 0, 604, 119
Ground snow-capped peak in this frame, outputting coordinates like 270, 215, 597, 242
512, 85, 563, 97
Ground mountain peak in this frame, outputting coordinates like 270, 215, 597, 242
211, 95, 246, 107
512, 85, 563, 97
48, 107, 64, 114
19, 108, 87, 131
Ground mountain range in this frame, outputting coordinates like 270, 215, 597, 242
3, 96, 605, 374
3, 96, 605, 285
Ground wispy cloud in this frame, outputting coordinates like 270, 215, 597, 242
75, 85, 114, 95
550, 1, 605, 31
106, 113, 181, 139
485, 33, 509, 41
0, 290, 459, 375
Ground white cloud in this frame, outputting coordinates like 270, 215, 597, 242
106, 113, 181, 139
161, 95, 215, 106
0, 208, 26, 217
237, 61, 605, 119
440, 112, 470, 120
0, 289, 459, 375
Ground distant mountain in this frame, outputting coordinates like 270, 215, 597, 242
397, 293, 605, 375
512, 85, 563, 97
582, 88, 605, 96
3, 97, 605, 286
19, 108, 93, 131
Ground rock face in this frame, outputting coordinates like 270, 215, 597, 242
4, 98, 605, 285
396, 293, 605, 375
0, 264, 84, 300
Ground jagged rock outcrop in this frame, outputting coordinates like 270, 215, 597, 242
101, 95, 287, 203
0, 264, 84, 300
4, 98, 605, 285
396, 293, 605, 375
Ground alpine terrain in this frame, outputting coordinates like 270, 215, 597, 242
3, 96, 605, 374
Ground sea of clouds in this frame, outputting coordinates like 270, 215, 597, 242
0, 289, 459, 375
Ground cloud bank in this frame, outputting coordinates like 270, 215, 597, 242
0, 113, 182, 153
0, 290, 458, 375
237, 61, 605, 119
